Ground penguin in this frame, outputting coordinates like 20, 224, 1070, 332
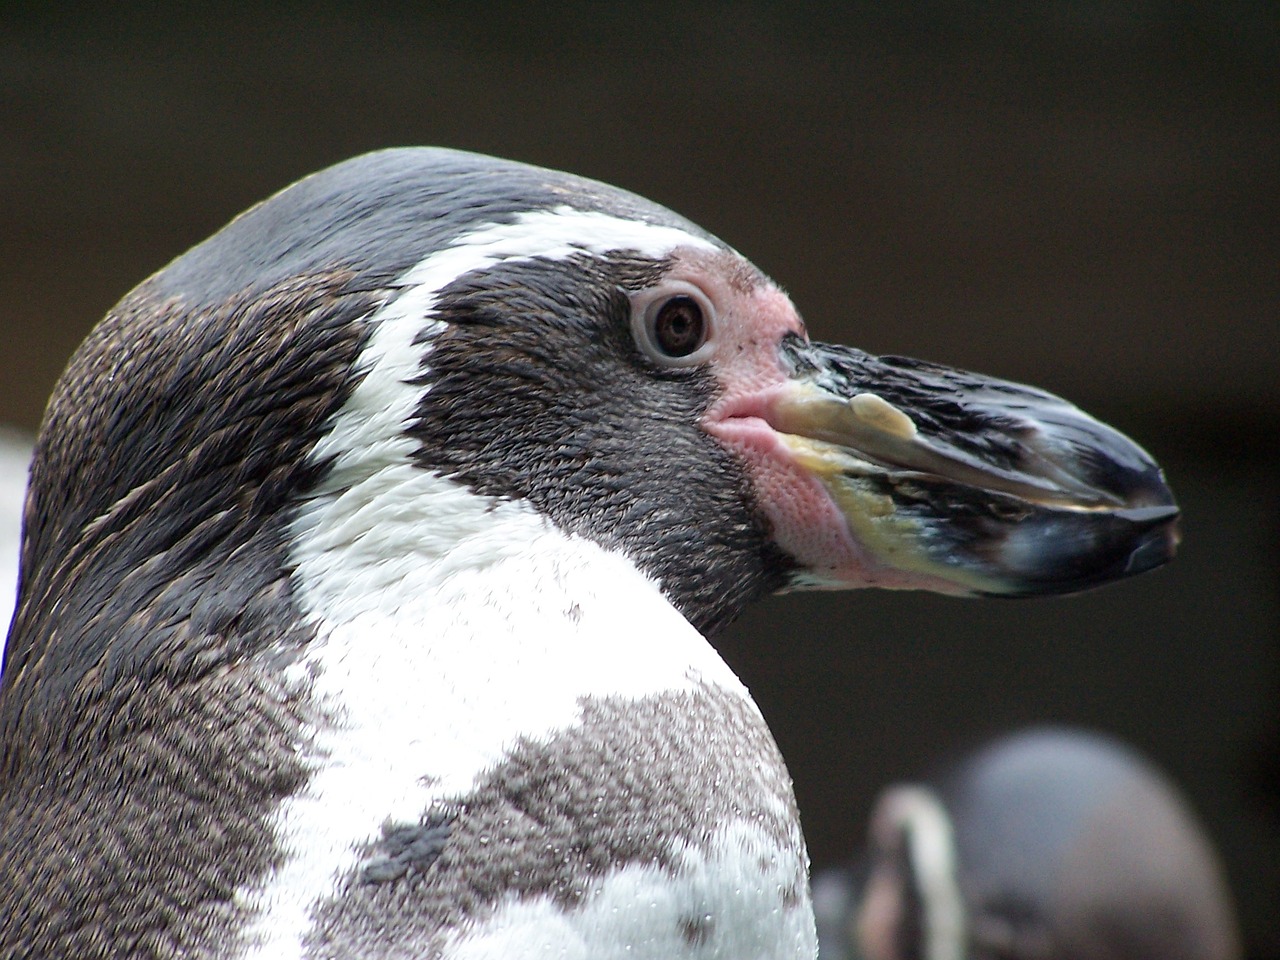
0, 148, 1179, 959
813, 727, 1241, 960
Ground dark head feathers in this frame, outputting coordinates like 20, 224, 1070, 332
154, 148, 722, 313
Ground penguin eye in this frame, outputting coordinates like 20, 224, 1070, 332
631, 283, 717, 368
652, 297, 705, 357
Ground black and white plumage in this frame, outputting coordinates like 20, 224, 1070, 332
813, 728, 1241, 960
0, 148, 1178, 958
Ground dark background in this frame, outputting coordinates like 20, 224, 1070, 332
2, 2, 1276, 954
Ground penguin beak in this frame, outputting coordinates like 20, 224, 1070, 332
769, 335, 1179, 596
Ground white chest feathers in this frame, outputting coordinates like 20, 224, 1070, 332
233, 473, 815, 959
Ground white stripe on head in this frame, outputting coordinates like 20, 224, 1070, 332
237, 209, 736, 958
293, 205, 720, 622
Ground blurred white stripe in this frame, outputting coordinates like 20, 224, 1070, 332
0, 428, 32, 672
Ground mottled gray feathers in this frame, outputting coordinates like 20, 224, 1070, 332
306, 686, 804, 958
0, 272, 376, 958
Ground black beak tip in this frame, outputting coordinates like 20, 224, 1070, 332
977, 502, 1181, 598
1120, 505, 1181, 577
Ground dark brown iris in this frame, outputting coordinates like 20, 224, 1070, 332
652, 295, 706, 357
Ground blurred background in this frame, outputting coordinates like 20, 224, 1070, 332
1, 2, 1275, 954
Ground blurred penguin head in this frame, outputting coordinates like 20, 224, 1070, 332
816, 727, 1241, 960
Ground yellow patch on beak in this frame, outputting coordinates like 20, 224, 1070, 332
777, 433, 1004, 594
848, 392, 917, 440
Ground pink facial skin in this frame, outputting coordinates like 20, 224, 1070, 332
666, 248, 971, 595
661, 250, 880, 586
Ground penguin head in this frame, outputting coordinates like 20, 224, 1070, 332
821, 728, 1241, 960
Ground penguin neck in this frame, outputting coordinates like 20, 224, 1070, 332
285, 466, 751, 800
288, 477, 749, 788
240, 469, 754, 957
